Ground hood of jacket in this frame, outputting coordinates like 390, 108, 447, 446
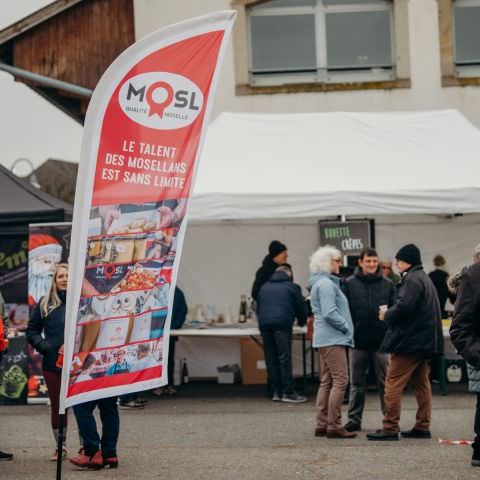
262, 255, 277, 268
308, 272, 340, 289
268, 271, 291, 283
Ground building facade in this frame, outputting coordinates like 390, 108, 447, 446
134, 0, 480, 126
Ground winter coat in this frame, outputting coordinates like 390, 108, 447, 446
27, 291, 66, 372
309, 272, 354, 349
257, 271, 307, 331
428, 268, 450, 316
342, 267, 395, 351
380, 265, 443, 355
171, 287, 187, 330
450, 263, 480, 370
467, 364, 480, 393
251, 256, 278, 301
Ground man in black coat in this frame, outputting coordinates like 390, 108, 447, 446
367, 244, 443, 441
342, 248, 395, 432
450, 244, 480, 466
257, 264, 307, 403
428, 254, 450, 318
251, 241, 288, 301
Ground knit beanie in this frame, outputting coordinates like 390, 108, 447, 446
268, 240, 287, 258
395, 243, 421, 266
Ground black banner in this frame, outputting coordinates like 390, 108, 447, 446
0, 236, 28, 304
319, 220, 373, 256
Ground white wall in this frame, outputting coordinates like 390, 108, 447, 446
178, 214, 480, 317
134, 0, 480, 128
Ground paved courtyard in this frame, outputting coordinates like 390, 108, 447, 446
0, 383, 477, 480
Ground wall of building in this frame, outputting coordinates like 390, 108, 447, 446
134, 0, 480, 127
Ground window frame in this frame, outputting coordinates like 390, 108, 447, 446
452, 0, 480, 78
247, 0, 396, 86
231, 0, 411, 95
438, 0, 480, 87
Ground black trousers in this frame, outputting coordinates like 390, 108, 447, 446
167, 337, 177, 385
261, 329, 294, 396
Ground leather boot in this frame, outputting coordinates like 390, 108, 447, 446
326, 427, 357, 439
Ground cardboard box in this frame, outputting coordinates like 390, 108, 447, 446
217, 364, 241, 384
240, 338, 267, 385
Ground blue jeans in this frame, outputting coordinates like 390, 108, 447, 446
73, 396, 119, 458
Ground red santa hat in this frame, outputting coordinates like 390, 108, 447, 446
29, 234, 62, 257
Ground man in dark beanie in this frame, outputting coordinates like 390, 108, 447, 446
251, 241, 288, 300
367, 243, 443, 441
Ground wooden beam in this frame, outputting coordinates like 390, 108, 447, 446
0, 0, 85, 45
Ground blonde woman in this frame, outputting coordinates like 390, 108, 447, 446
308, 246, 355, 439
27, 263, 69, 460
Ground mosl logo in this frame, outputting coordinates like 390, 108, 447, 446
118, 72, 204, 130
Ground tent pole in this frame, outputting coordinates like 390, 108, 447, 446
340, 214, 348, 266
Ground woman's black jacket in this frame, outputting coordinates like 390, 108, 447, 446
27, 291, 66, 372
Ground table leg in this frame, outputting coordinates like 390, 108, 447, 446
439, 354, 446, 396
302, 334, 307, 393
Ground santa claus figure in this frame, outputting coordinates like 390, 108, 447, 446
28, 234, 63, 306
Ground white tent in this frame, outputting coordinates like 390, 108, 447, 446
190, 110, 480, 220
177, 110, 480, 378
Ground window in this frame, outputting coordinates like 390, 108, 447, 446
453, 0, 480, 77
247, 0, 395, 86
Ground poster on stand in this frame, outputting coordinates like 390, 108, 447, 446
0, 236, 29, 404
27, 223, 71, 403
0, 336, 29, 405
60, 11, 236, 410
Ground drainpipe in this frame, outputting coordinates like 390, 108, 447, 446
0, 62, 93, 98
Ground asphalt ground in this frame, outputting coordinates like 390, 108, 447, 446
0, 382, 477, 480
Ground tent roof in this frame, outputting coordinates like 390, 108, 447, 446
190, 110, 480, 221
0, 165, 72, 228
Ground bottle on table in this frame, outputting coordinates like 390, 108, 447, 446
182, 358, 189, 384
238, 294, 247, 323
246, 296, 256, 322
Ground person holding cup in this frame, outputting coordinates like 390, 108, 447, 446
367, 244, 443, 441
342, 248, 395, 432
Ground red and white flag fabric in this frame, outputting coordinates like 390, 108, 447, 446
60, 11, 236, 410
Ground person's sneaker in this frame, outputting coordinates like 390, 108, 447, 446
165, 386, 177, 395
272, 392, 281, 402
136, 397, 149, 405
103, 456, 119, 469
50, 448, 67, 461
118, 400, 144, 410
472, 437, 480, 467
366, 430, 399, 441
314, 427, 326, 437
69, 450, 103, 469
281, 392, 307, 403
400, 428, 431, 439
326, 428, 357, 439
344, 422, 361, 432
0, 450, 13, 461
